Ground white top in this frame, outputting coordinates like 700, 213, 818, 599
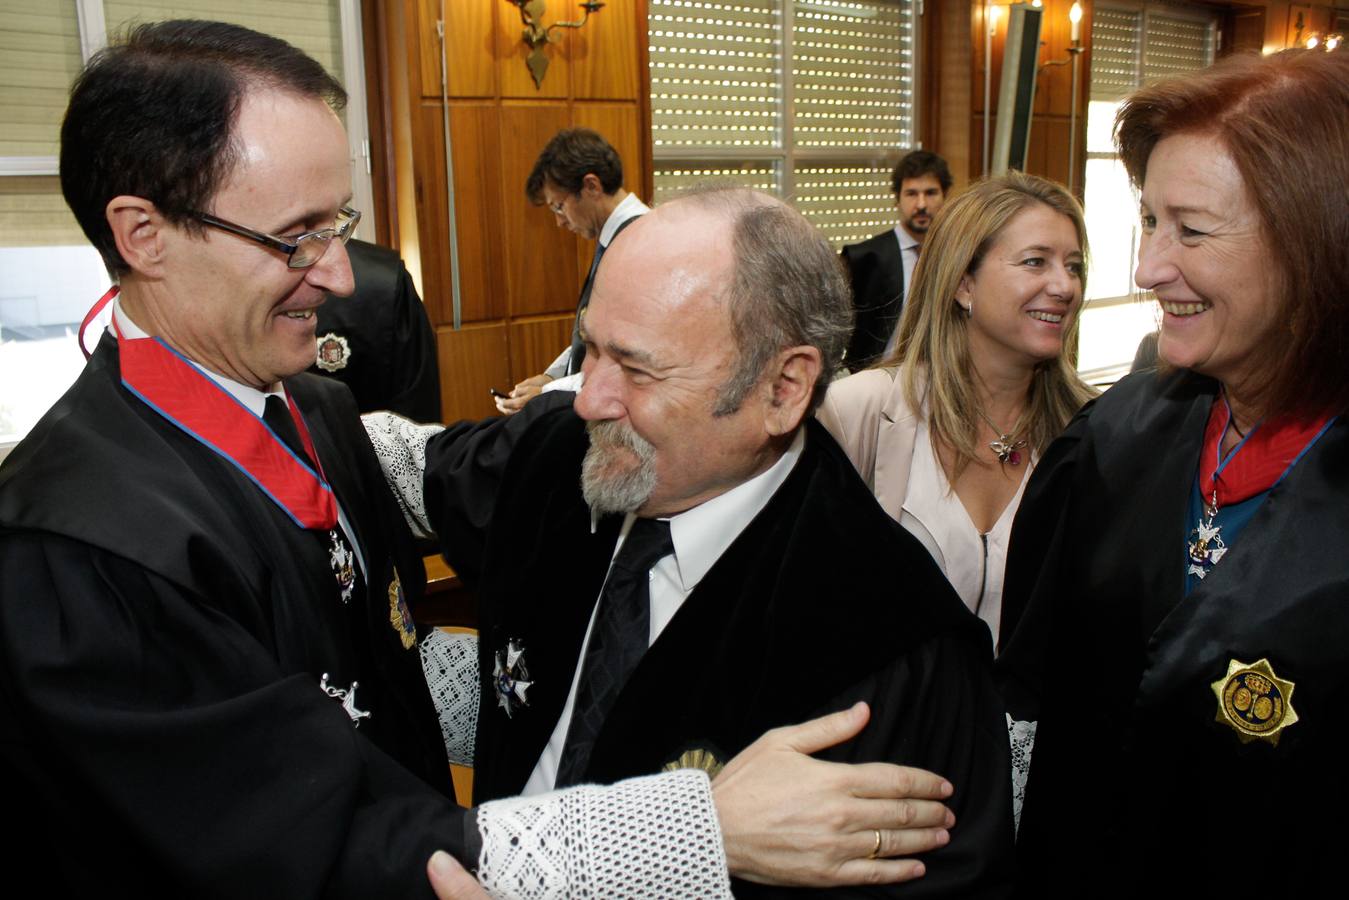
111, 297, 366, 577
898, 413, 1029, 647
523, 429, 806, 794
881, 226, 922, 357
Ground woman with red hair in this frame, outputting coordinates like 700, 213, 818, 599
999, 47, 1349, 895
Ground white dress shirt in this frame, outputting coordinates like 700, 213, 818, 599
898, 413, 1029, 646
523, 429, 806, 794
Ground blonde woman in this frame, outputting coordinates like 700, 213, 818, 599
818, 172, 1096, 647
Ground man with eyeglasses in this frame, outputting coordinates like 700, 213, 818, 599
494, 128, 650, 415
0, 20, 959, 899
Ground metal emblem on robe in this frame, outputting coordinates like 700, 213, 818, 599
662, 746, 724, 779
315, 333, 351, 372
320, 673, 371, 727
388, 571, 417, 650
1211, 658, 1298, 745
493, 639, 532, 717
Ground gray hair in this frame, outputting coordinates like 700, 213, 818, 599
670, 186, 853, 416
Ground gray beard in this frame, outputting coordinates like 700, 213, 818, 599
581, 420, 658, 515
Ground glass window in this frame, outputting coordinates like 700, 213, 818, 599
1077, 1, 1216, 383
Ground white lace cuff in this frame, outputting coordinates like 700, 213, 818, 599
362, 411, 441, 539
476, 769, 732, 899
419, 629, 479, 765
1007, 714, 1036, 836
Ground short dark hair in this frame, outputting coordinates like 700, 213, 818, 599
1116, 48, 1349, 418
672, 187, 852, 415
60, 19, 347, 276
525, 128, 623, 204
891, 149, 953, 195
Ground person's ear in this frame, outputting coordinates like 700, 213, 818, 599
762, 345, 822, 436
580, 173, 604, 197
106, 196, 166, 276
955, 273, 974, 313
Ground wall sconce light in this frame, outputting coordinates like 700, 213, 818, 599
1327, 33, 1343, 51
507, 1, 605, 89
1039, 2, 1086, 191
1306, 32, 1322, 49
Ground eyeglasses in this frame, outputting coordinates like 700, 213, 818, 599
547, 198, 568, 215
193, 206, 361, 268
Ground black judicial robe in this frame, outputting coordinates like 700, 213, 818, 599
998, 371, 1349, 896
426, 400, 1015, 897
0, 336, 466, 898
310, 238, 442, 422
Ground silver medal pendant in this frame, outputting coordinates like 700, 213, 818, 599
319, 672, 371, 727
1186, 500, 1228, 580
329, 529, 355, 603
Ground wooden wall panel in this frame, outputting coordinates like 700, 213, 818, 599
413, 102, 508, 327
444, 0, 498, 98
572, 0, 640, 100
931, 1, 973, 192
500, 103, 580, 317
508, 316, 577, 385
414, 0, 440, 99
499, 0, 572, 99
375, 2, 649, 422
437, 322, 510, 421
448, 103, 508, 322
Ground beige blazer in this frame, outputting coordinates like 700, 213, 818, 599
815, 366, 919, 523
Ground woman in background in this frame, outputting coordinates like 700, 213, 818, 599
999, 48, 1349, 895
818, 172, 1096, 648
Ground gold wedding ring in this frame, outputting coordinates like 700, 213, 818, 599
868, 828, 882, 859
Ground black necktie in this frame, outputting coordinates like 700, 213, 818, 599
263, 394, 315, 468
263, 395, 365, 607
554, 517, 674, 786
566, 242, 607, 376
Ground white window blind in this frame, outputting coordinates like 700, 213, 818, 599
650, 0, 917, 248
0, 1, 84, 161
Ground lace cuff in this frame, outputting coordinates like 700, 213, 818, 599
1007, 714, 1036, 836
419, 629, 479, 765
476, 769, 732, 899
362, 411, 442, 539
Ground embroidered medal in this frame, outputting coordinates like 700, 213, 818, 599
388, 571, 417, 650
493, 639, 532, 717
1210, 658, 1298, 746
316, 333, 351, 372
329, 530, 356, 603
662, 746, 725, 779
320, 672, 371, 727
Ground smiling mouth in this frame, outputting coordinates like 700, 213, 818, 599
282, 310, 316, 320
1161, 300, 1211, 317
1028, 310, 1064, 323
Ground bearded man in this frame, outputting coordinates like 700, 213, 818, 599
373, 188, 1014, 897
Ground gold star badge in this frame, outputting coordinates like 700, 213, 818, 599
1211, 658, 1298, 745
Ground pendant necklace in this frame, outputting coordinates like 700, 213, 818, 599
976, 407, 1028, 465
1186, 395, 1336, 581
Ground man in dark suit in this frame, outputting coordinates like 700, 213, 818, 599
311, 238, 442, 422
840, 150, 952, 370
496, 128, 649, 415
414, 187, 1014, 897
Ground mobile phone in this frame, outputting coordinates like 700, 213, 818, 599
489, 387, 510, 399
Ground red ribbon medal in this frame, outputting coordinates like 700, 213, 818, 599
108, 296, 337, 530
